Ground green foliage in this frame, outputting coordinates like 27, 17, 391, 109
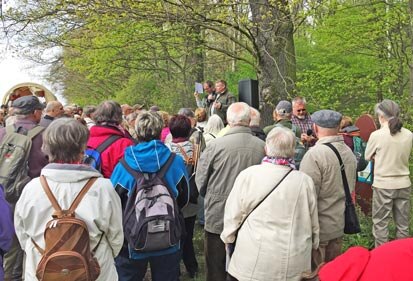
296, 0, 412, 119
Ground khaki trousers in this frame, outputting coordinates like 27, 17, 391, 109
311, 237, 342, 270
372, 187, 411, 248
3, 235, 24, 281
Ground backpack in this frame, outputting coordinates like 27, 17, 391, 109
353, 136, 368, 172
34, 176, 101, 281
175, 143, 199, 204
83, 135, 122, 172
0, 125, 44, 203
119, 153, 183, 252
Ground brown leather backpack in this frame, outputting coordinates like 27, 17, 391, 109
32, 176, 101, 281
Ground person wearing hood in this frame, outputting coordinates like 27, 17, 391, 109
14, 118, 124, 281
111, 111, 190, 281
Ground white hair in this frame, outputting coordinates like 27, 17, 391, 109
204, 114, 224, 135
265, 127, 296, 158
227, 102, 250, 127
292, 96, 307, 107
249, 107, 261, 127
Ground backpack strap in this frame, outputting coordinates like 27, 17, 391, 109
40, 176, 63, 214
93, 135, 122, 153
27, 126, 45, 139
175, 144, 191, 164
40, 176, 97, 217
68, 177, 98, 213
5, 125, 44, 138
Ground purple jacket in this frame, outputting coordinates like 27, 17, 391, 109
0, 185, 14, 280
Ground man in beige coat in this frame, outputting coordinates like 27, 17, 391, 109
300, 110, 357, 268
196, 102, 265, 281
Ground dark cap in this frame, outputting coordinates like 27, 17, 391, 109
12, 96, 45, 114
275, 100, 292, 114
311, 110, 342, 128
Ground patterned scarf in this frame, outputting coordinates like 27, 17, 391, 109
262, 156, 296, 169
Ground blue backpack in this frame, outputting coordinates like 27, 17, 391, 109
83, 135, 122, 172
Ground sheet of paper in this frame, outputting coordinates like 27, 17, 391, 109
195, 82, 203, 94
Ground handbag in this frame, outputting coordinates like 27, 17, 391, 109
228, 168, 293, 258
324, 143, 361, 234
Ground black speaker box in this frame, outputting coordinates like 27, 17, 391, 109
238, 79, 259, 109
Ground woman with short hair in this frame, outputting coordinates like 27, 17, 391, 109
365, 99, 413, 248
14, 118, 124, 281
221, 126, 319, 281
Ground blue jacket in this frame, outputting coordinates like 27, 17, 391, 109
0, 185, 14, 280
111, 140, 189, 260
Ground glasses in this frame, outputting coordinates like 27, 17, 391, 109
297, 109, 306, 113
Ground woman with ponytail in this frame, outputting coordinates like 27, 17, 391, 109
365, 99, 413, 248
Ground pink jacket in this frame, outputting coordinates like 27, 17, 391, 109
87, 125, 134, 178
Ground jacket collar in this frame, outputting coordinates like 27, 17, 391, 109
316, 135, 344, 144
41, 163, 102, 182
224, 126, 252, 136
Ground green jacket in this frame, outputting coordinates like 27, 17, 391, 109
263, 119, 301, 139
208, 90, 236, 124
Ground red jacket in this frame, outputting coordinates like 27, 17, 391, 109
87, 125, 134, 178
319, 238, 413, 281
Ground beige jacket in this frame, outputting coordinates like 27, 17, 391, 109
15, 164, 123, 281
221, 164, 319, 281
300, 135, 357, 242
195, 126, 265, 234
365, 124, 412, 189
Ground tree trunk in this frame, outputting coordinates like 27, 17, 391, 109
249, 0, 296, 126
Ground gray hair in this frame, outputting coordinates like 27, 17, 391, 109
135, 111, 164, 142
82, 105, 97, 118
375, 99, 403, 135
265, 127, 296, 158
249, 107, 261, 127
178, 108, 195, 118
93, 100, 123, 125
292, 96, 307, 107
227, 102, 251, 127
42, 118, 89, 163
204, 114, 224, 135
45, 101, 62, 113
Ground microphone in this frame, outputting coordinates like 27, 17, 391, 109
306, 129, 313, 136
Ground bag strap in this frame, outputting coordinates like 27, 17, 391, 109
93, 135, 122, 153
236, 168, 293, 234
323, 143, 352, 204
176, 143, 191, 164
27, 126, 45, 139
5, 125, 44, 138
40, 176, 63, 213
40, 176, 97, 213
68, 177, 97, 212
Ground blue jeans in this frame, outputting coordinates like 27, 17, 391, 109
116, 251, 181, 281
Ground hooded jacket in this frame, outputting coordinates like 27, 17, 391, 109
110, 139, 190, 260
87, 125, 134, 178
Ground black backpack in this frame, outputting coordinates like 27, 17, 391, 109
119, 154, 183, 252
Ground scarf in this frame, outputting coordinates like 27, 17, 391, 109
262, 156, 296, 169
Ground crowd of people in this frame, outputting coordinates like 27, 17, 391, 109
0, 79, 412, 281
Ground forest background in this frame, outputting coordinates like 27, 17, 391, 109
2, 0, 413, 127
2, 1, 413, 279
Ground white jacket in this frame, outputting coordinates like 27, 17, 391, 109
221, 163, 319, 281
14, 163, 123, 281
